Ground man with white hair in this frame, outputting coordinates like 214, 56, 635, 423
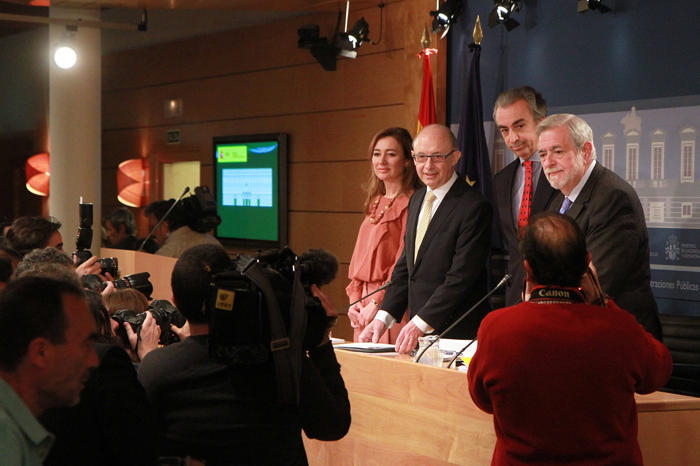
538, 114, 662, 340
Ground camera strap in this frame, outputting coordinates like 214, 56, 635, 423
243, 260, 300, 405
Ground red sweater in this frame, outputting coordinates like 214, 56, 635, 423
468, 300, 672, 466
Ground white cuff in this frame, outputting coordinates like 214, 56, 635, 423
374, 310, 396, 329
412, 315, 434, 334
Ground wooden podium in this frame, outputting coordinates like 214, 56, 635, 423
101, 248, 177, 301
303, 350, 700, 466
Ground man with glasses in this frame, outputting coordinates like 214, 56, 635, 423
360, 124, 493, 354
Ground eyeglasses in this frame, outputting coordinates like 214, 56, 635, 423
412, 150, 455, 164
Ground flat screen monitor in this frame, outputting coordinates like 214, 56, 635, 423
212, 133, 288, 249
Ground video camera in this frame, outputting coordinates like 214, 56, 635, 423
206, 247, 338, 365
73, 201, 118, 277
181, 186, 221, 233
82, 271, 154, 300
112, 299, 187, 347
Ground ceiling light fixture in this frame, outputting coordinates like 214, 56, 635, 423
577, 0, 612, 14
430, 0, 464, 39
54, 25, 77, 69
298, 2, 384, 70
488, 0, 521, 31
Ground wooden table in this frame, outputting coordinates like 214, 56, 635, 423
303, 350, 700, 466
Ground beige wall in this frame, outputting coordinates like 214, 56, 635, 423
101, 0, 447, 340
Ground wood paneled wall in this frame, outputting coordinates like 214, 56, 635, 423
101, 0, 447, 340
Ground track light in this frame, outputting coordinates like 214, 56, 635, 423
339, 18, 371, 58
488, 0, 521, 31
430, 0, 464, 39
577, 0, 611, 14
54, 25, 77, 69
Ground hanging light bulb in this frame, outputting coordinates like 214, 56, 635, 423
54, 25, 77, 69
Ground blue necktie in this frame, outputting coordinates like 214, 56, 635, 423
559, 197, 572, 214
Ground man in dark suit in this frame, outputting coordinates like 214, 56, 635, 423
493, 86, 558, 306
360, 124, 493, 353
538, 114, 663, 340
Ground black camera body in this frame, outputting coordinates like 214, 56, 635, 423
82, 271, 154, 300
113, 299, 187, 347
73, 201, 119, 277
206, 247, 334, 365
181, 186, 221, 233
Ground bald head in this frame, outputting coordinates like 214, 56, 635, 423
412, 124, 461, 190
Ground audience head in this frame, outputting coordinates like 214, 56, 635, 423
84, 289, 116, 342
493, 86, 547, 161
412, 124, 461, 190
171, 244, 232, 324
363, 127, 423, 210
145, 200, 187, 245
104, 288, 149, 317
4, 216, 63, 257
0, 277, 98, 415
13, 247, 80, 287
103, 208, 137, 246
537, 113, 596, 196
520, 212, 589, 288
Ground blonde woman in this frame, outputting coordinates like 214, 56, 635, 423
347, 127, 423, 342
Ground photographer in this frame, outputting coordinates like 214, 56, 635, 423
3, 216, 107, 277
468, 212, 672, 466
144, 199, 223, 259
136, 244, 351, 465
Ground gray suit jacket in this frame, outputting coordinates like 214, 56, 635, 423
493, 158, 557, 306
549, 163, 662, 340
382, 176, 493, 339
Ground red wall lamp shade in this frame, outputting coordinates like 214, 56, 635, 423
25, 153, 50, 196
117, 158, 149, 207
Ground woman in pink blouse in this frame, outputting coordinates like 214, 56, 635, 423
347, 127, 423, 342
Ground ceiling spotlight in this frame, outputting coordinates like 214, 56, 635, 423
297, 23, 340, 71
488, 0, 521, 31
577, 0, 612, 14
54, 25, 77, 69
339, 17, 371, 58
430, 0, 464, 39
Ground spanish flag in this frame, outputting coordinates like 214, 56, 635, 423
417, 47, 437, 134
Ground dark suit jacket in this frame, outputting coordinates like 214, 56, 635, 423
382, 176, 493, 339
548, 163, 662, 340
493, 158, 557, 306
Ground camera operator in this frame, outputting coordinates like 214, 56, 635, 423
3, 216, 109, 278
144, 199, 223, 259
136, 244, 351, 465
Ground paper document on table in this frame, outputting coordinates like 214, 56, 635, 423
334, 342, 396, 353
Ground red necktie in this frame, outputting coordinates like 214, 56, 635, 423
518, 160, 533, 230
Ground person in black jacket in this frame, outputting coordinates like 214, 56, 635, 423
40, 290, 158, 466
136, 244, 351, 465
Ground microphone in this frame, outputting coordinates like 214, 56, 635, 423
415, 274, 511, 364
139, 187, 190, 252
337, 280, 393, 315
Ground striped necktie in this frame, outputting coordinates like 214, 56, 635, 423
559, 197, 572, 214
415, 191, 437, 260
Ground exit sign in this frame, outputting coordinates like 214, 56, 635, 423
167, 130, 181, 144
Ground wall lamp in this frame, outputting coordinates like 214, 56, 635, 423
430, 0, 464, 39
578, 0, 612, 14
488, 0, 521, 31
25, 153, 50, 197
54, 25, 78, 69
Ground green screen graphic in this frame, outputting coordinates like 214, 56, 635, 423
215, 141, 278, 241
